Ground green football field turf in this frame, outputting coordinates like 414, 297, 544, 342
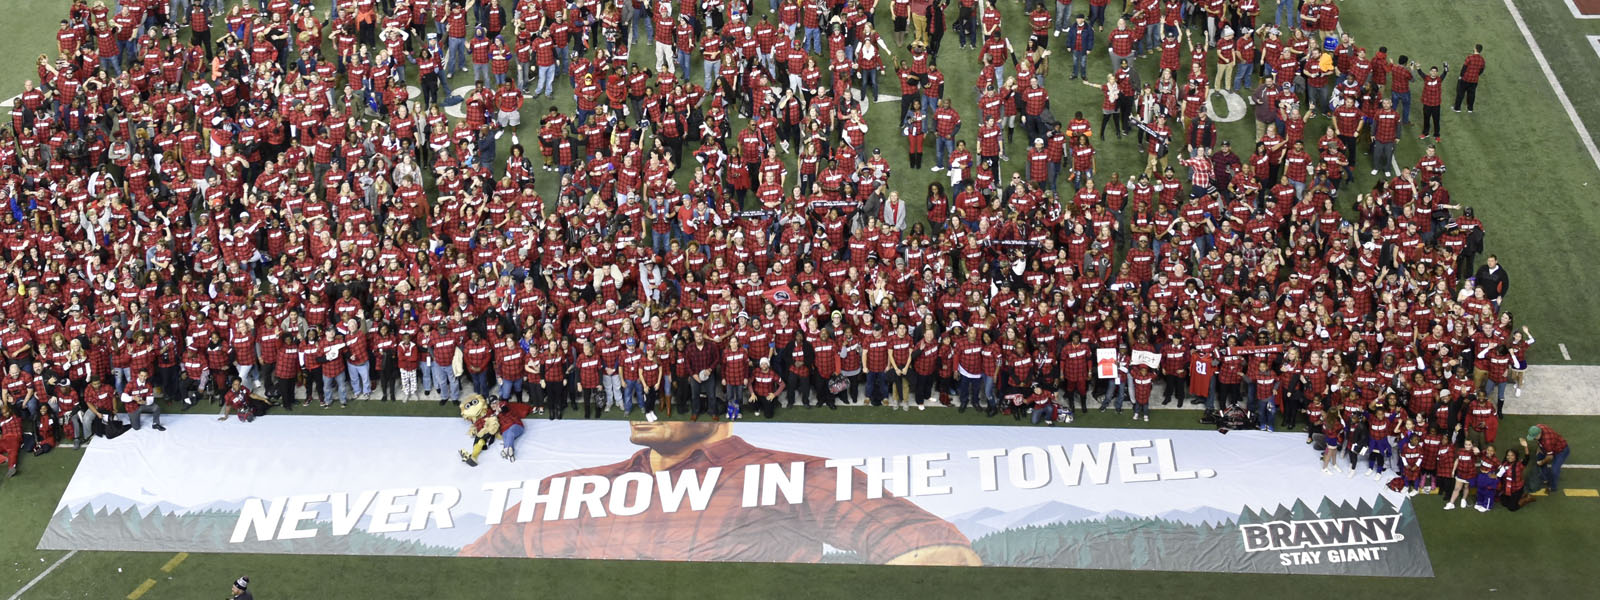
3, 0, 1600, 598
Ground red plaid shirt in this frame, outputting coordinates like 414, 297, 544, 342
461, 436, 971, 561
577, 353, 603, 388
1533, 425, 1568, 454
1373, 109, 1399, 143
863, 334, 891, 372
1420, 74, 1444, 106
722, 349, 750, 385
752, 368, 781, 397
1059, 343, 1091, 382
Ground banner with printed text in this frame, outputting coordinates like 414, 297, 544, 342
40, 415, 1432, 576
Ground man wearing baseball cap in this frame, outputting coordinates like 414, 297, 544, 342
1521, 424, 1570, 493
229, 576, 253, 600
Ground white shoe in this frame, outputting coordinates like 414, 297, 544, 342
930, 166, 943, 172
1365, 469, 1375, 478
1322, 467, 1332, 475
1347, 468, 1357, 479
1370, 169, 1378, 175
1133, 413, 1140, 421
507, 448, 516, 463
1374, 471, 1384, 481
918, 404, 925, 411
1515, 387, 1522, 397
1443, 502, 1454, 511
1385, 171, 1393, 178
1330, 465, 1341, 474
645, 411, 658, 422
1143, 415, 1150, 422
1474, 504, 1489, 513
1066, 415, 1074, 423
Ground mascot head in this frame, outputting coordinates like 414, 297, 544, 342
461, 394, 489, 422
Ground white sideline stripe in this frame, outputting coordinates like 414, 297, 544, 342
1504, 0, 1600, 173
1566, 0, 1600, 18
7, 550, 77, 600
1590, 35, 1600, 59
1561, 343, 1572, 361
1566, 464, 1600, 469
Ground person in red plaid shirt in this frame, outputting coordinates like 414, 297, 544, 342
750, 358, 785, 419
1522, 424, 1570, 493
576, 341, 605, 420
1453, 44, 1486, 113
721, 338, 749, 420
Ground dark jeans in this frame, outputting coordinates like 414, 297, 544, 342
1421, 105, 1442, 137
1453, 80, 1478, 111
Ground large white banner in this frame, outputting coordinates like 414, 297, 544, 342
40, 415, 1431, 576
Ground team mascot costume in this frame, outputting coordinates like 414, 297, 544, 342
459, 395, 500, 467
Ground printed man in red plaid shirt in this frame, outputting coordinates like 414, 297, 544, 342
462, 421, 977, 565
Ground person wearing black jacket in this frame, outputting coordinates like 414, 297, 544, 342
1474, 255, 1509, 306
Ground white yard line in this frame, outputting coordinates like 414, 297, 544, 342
1561, 343, 1573, 361
1504, 0, 1600, 172
1589, 35, 1600, 58
1566, 464, 1600, 469
1565, 0, 1600, 18
7, 550, 77, 600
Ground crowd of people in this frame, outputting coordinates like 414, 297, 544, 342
0, 0, 1571, 507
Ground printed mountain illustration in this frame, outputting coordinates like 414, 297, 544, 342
55, 494, 495, 551
971, 496, 1431, 577
947, 502, 1238, 539
41, 501, 457, 556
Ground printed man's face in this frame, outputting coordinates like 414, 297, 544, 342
629, 421, 727, 450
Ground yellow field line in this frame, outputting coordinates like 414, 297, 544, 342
1563, 488, 1600, 497
127, 579, 158, 600
160, 552, 189, 573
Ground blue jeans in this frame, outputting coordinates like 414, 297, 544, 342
114, 367, 131, 393
980, 375, 997, 409
1233, 63, 1256, 91
536, 64, 555, 96
420, 359, 436, 393
498, 377, 523, 400
935, 137, 955, 168
502, 423, 525, 451
676, 49, 691, 79
631, 9, 651, 44
346, 362, 371, 396
432, 364, 459, 401
1276, 0, 1299, 29
958, 376, 982, 409
1539, 447, 1571, 491
704, 59, 721, 90
471, 371, 492, 395
446, 38, 468, 74
1071, 50, 1088, 79
865, 371, 889, 405
1257, 399, 1277, 430
1055, 5, 1073, 32
1483, 380, 1510, 402
1391, 91, 1412, 123
323, 372, 350, 405
803, 27, 821, 54
624, 380, 644, 412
